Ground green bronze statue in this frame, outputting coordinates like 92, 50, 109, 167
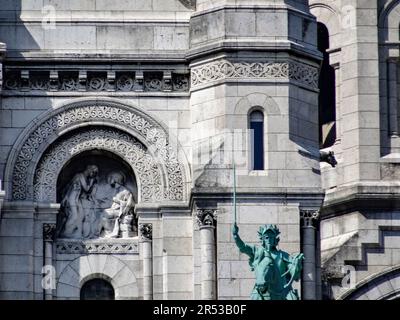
232, 223, 304, 300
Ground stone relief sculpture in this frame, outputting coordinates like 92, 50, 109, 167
59, 165, 99, 239
58, 167, 137, 240
97, 172, 136, 239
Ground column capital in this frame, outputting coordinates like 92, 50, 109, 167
139, 223, 153, 241
43, 223, 56, 241
196, 209, 217, 228
300, 209, 320, 228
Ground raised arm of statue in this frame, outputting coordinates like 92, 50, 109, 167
232, 223, 254, 258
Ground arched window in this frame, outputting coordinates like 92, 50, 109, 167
80, 278, 115, 300
249, 110, 264, 170
318, 22, 336, 148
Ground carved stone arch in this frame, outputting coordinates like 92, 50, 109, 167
340, 266, 400, 300
33, 127, 162, 203
310, 3, 341, 49
234, 92, 281, 120
378, 0, 400, 42
232, 93, 280, 171
57, 255, 139, 300
5, 99, 189, 203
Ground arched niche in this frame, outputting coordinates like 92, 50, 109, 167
379, 0, 400, 42
33, 127, 162, 204
56, 149, 138, 204
6, 99, 190, 203
80, 278, 115, 300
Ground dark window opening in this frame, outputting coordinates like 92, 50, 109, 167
250, 110, 264, 170
318, 22, 336, 148
80, 278, 115, 300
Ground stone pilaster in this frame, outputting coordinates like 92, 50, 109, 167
139, 223, 153, 300
0, 180, 4, 222
196, 209, 217, 300
300, 209, 320, 300
387, 58, 398, 137
43, 223, 56, 300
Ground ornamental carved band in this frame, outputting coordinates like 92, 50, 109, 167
300, 210, 320, 228
10, 101, 185, 202
139, 224, 153, 241
191, 59, 319, 89
56, 240, 139, 254
196, 209, 218, 227
34, 128, 163, 203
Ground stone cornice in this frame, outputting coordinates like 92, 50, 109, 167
322, 182, 400, 218
3, 67, 189, 93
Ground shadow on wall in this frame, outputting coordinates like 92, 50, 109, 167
0, 1, 41, 58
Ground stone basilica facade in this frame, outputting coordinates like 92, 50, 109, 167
0, 0, 399, 300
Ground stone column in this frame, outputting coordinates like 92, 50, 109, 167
388, 58, 399, 137
0, 180, 5, 222
334, 64, 342, 144
43, 223, 56, 300
196, 209, 217, 300
300, 209, 319, 300
140, 223, 153, 300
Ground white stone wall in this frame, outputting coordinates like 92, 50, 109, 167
0, 0, 192, 59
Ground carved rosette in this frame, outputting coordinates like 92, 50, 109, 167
300, 210, 320, 228
139, 224, 153, 241
196, 209, 218, 228
191, 59, 319, 89
43, 223, 56, 241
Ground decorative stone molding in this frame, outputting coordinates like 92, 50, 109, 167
33, 128, 163, 203
43, 223, 57, 241
9, 100, 186, 202
191, 59, 319, 89
300, 209, 320, 228
3, 69, 190, 93
56, 239, 139, 254
196, 209, 218, 228
139, 224, 153, 241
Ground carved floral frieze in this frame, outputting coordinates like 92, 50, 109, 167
191, 59, 319, 89
56, 239, 139, 254
3, 70, 190, 93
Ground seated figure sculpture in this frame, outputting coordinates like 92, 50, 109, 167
98, 171, 135, 238
232, 223, 304, 300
